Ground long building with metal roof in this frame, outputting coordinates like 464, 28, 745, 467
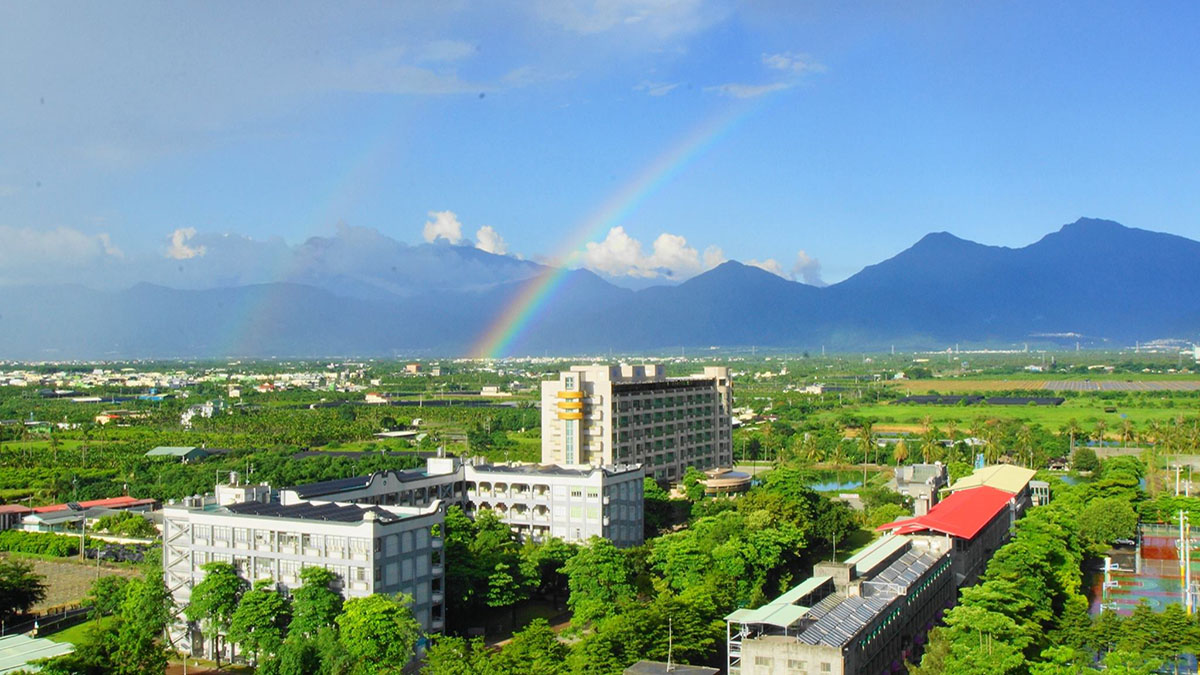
726, 535, 953, 675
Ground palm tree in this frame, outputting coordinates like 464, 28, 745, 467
859, 420, 877, 466
893, 439, 909, 466
1093, 419, 1108, 446
1016, 424, 1034, 468
945, 419, 960, 458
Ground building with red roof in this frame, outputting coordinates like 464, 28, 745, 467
877, 485, 1019, 587
32, 496, 157, 514
0, 504, 32, 531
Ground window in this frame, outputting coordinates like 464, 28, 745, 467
788, 659, 807, 671
570, 489, 583, 498
194, 524, 211, 540
820, 663, 831, 673
585, 488, 599, 499
233, 528, 248, 544
213, 526, 231, 541
754, 656, 772, 666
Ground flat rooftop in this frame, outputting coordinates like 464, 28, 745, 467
224, 500, 428, 525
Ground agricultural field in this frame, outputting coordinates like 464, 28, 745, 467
0, 554, 142, 611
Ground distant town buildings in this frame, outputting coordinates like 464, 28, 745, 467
540, 364, 733, 481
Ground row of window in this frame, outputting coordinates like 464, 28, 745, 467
752, 656, 832, 673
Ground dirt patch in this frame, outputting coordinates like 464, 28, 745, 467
0, 554, 142, 611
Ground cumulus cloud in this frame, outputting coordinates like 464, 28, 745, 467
581, 226, 724, 279
762, 52, 825, 74
704, 82, 792, 99
702, 245, 726, 269
475, 225, 508, 255
165, 227, 206, 260
792, 249, 826, 286
634, 81, 680, 96
0, 225, 124, 266
747, 258, 788, 278
423, 210, 465, 244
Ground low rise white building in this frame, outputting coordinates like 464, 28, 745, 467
162, 483, 445, 662
280, 457, 645, 547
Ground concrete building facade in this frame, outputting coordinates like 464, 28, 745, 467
540, 364, 733, 481
162, 484, 445, 661
280, 457, 645, 547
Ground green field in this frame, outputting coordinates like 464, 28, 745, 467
830, 401, 1193, 430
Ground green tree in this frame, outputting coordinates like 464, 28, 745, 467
85, 575, 129, 620
289, 566, 343, 638
113, 569, 171, 675
336, 593, 421, 674
0, 558, 47, 623
892, 439, 909, 465
228, 578, 291, 665
564, 537, 635, 626
421, 635, 496, 675
1071, 446, 1100, 473
183, 561, 245, 665
1078, 497, 1138, 548
492, 618, 568, 675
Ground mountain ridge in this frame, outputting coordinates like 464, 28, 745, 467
2, 218, 1198, 358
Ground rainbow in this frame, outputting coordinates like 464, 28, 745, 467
215, 110, 414, 357
471, 101, 766, 359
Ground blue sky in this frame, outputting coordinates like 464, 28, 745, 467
2, 1, 1199, 286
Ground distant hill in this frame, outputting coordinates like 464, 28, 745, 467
2, 218, 1198, 358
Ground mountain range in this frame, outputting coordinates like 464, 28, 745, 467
2, 218, 1198, 359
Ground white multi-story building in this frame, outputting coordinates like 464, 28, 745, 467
280, 457, 645, 547
162, 483, 445, 661
541, 364, 733, 481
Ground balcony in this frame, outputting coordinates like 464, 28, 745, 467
431, 618, 445, 631
432, 592, 444, 604
432, 564, 444, 576
431, 538, 443, 549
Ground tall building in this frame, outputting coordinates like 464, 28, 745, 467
280, 457, 646, 547
541, 364, 733, 481
162, 482, 445, 662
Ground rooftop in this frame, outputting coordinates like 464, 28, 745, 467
946, 464, 1036, 495
33, 496, 155, 514
0, 634, 74, 674
146, 445, 205, 457
876, 486, 1014, 540
223, 497, 420, 523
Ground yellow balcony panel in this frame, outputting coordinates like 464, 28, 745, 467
557, 391, 584, 399
557, 401, 584, 410
557, 412, 584, 421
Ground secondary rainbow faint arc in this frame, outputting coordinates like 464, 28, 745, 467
472, 102, 759, 359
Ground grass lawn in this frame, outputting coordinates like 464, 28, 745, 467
47, 616, 112, 645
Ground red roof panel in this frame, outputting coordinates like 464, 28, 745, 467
33, 496, 155, 513
875, 486, 1013, 540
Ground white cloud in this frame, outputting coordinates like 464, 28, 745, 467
532, 0, 728, 39
747, 258, 788, 278
165, 227, 206, 260
581, 226, 725, 279
475, 225, 508, 255
417, 40, 476, 63
0, 225, 124, 267
704, 82, 792, 99
762, 52, 825, 74
792, 249, 826, 286
583, 227, 652, 277
423, 211, 465, 244
702, 245, 726, 269
634, 81, 680, 96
